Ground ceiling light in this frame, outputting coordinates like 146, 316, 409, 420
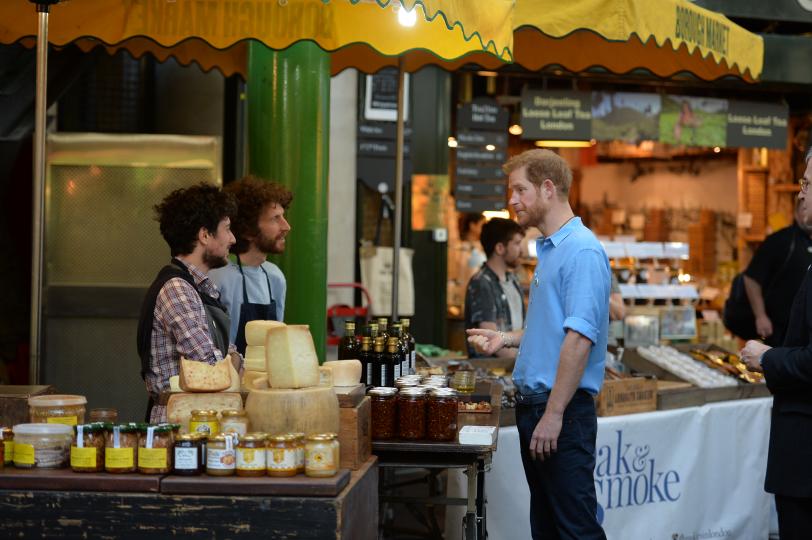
397, 4, 417, 27
485, 144, 496, 151
448, 137, 458, 148
476, 71, 499, 77
534, 140, 595, 148
508, 124, 523, 136
713, 146, 721, 153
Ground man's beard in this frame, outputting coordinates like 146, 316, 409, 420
203, 248, 229, 269
255, 231, 286, 254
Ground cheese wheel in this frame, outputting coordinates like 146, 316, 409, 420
265, 325, 319, 389
179, 357, 231, 392
166, 392, 243, 433
244, 346, 266, 372
322, 360, 362, 386
245, 320, 286, 347
245, 386, 339, 436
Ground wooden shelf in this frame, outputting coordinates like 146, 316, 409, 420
741, 234, 766, 243
770, 183, 801, 193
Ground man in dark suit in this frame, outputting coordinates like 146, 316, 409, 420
741, 148, 812, 540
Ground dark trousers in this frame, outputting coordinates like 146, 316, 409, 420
515, 391, 606, 540
775, 494, 812, 540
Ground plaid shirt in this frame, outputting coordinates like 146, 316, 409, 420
145, 261, 239, 422
464, 263, 525, 357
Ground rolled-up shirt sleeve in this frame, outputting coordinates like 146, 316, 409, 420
561, 248, 610, 345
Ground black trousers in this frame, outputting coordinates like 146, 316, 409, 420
515, 391, 606, 540
775, 494, 812, 540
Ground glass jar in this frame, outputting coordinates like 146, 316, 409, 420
71, 423, 106, 473
137, 424, 173, 474
291, 433, 306, 473
206, 434, 236, 476
451, 370, 476, 394
221, 409, 249, 438
194, 432, 208, 469
267, 434, 299, 477
305, 433, 339, 478
174, 433, 202, 476
105, 423, 139, 473
28, 394, 87, 426
89, 408, 118, 423
237, 433, 267, 477
12, 423, 73, 469
427, 388, 459, 441
423, 375, 448, 388
368, 387, 398, 440
397, 387, 427, 440
189, 409, 219, 436
395, 376, 421, 390
1, 427, 13, 465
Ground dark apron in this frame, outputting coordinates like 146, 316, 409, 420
234, 255, 278, 355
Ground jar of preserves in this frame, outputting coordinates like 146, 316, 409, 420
189, 410, 219, 436
28, 394, 87, 426
291, 433, 306, 473
395, 376, 421, 390
206, 434, 236, 476
138, 424, 173, 474
12, 423, 73, 469
105, 423, 139, 473
236, 433, 267, 477
70, 423, 106, 473
266, 434, 299, 477
305, 433, 339, 478
89, 408, 118, 423
368, 387, 398, 440
397, 387, 427, 440
221, 409, 249, 438
427, 388, 459, 441
173, 433, 202, 476
1, 427, 13, 465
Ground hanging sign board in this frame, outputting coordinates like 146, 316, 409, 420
457, 98, 510, 132
591, 92, 662, 142
456, 149, 506, 163
358, 122, 413, 139
457, 131, 508, 147
357, 140, 411, 158
726, 100, 789, 149
455, 182, 506, 196
455, 197, 506, 212
364, 68, 410, 122
520, 90, 592, 140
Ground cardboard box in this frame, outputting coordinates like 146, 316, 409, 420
338, 396, 371, 470
596, 376, 657, 417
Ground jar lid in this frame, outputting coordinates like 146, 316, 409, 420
176, 433, 198, 442
268, 434, 297, 442
136, 423, 174, 434
221, 409, 246, 417
28, 394, 87, 407
75, 422, 107, 434
306, 433, 337, 441
290, 432, 305, 439
430, 387, 459, 398
208, 434, 235, 442
1, 427, 12, 436
104, 422, 140, 433
399, 387, 427, 397
241, 432, 267, 442
368, 387, 398, 397
13, 423, 73, 436
190, 409, 218, 416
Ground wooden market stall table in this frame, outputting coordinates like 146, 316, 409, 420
0, 457, 378, 539
372, 380, 502, 540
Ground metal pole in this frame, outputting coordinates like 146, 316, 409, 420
30, 1, 55, 384
391, 58, 406, 323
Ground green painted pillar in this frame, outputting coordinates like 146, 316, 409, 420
246, 41, 330, 360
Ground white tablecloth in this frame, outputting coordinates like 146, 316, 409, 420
452, 398, 774, 540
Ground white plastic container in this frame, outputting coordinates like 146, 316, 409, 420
12, 423, 73, 468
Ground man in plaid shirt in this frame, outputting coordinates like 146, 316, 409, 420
137, 183, 243, 422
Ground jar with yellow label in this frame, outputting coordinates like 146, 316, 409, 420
291, 432, 306, 473
1, 427, 13, 465
221, 409, 249, 437
28, 394, 87, 426
206, 434, 236, 476
137, 424, 173, 474
266, 434, 299, 477
189, 410, 219, 436
236, 433, 267, 477
12, 423, 73, 469
71, 423, 106, 473
104, 423, 139, 473
305, 433, 339, 478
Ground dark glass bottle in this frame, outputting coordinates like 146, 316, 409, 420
377, 317, 389, 343
401, 318, 416, 374
384, 337, 400, 387
371, 337, 385, 387
364, 322, 379, 340
338, 321, 360, 360
359, 336, 372, 386
390, 323, 408, 379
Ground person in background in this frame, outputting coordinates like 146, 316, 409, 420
743, 196, 812, 346
136, 183, 242, 423
468, 149, 609, 539
210, 176, 292, 354
740, 148, 812, 540
459, 212, 487, 271
464, 218, 526, 359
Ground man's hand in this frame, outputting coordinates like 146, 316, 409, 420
530, 411, 563, 461
755, 314, 773, 339
740, 340, 771, 373
466, 328, 504, 356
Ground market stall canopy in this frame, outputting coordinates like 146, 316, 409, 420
0, 0, 514, 76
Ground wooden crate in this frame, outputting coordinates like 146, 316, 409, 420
596, 376, 657, 417
338, 396, 371, 470
0, 385, 54, 426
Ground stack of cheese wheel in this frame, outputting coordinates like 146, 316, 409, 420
244, 324, 340, 435
241, 320, 285, 391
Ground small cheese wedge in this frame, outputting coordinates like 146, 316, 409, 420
244, 345, 266, 372
245, 320, 286, 347
169, 375, 181, 392
179, 357, 231, 392
319, 366, 334, 387
265, 324, 319, 389
323, 360, 363, 386
241, 370, 268, 392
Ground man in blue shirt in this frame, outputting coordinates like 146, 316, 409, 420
468, 149, 610, 539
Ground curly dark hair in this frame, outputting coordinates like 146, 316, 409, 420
154, 183, 238, 256
480, 218, 523, 259
226, 175, 293, 254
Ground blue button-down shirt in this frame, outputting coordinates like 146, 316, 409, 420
513, 217, 610, 395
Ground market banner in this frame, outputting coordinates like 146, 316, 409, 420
520, 90, 592, 141
482, 398, 773, 540
727, 100, 789, 149
659, 95, 729, 147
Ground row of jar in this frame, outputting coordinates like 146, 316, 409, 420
2, 423, 339, 478
369, 386, 459, 441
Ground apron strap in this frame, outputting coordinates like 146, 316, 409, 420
237, 255, 275, 304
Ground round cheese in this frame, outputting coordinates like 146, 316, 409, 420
322, 360, 362, 386
245, 320, 286, 347
245, 386, 339, 435
244, 345, 266, 372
